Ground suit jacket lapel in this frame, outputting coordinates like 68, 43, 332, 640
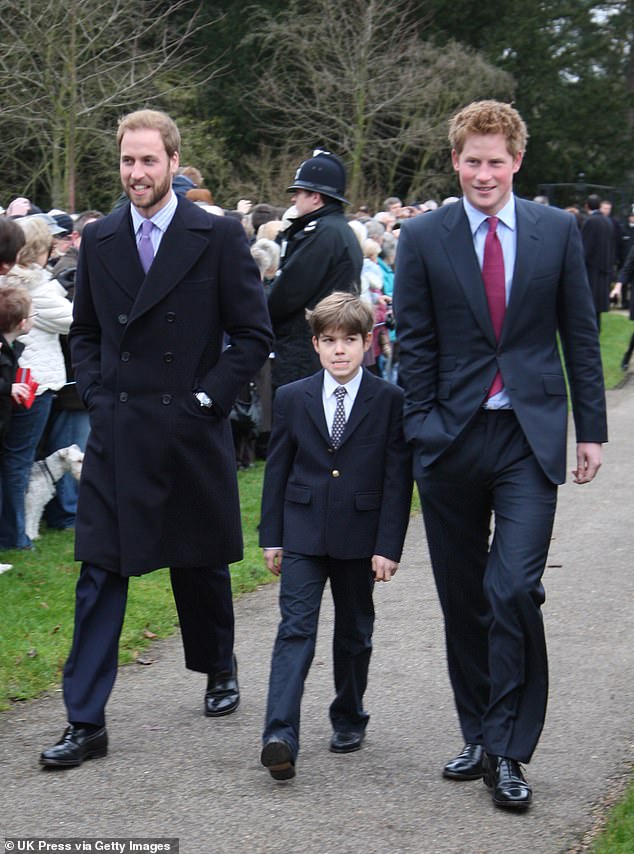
440, 202, 495, 344
303, 371, 331, 444
503, 199, 542, 340
302, 369, 376, 448
338, 370, 375, 448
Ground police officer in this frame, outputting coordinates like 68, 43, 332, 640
268, 150, 363, 390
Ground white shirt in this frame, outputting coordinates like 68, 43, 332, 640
322, 366, 363, 431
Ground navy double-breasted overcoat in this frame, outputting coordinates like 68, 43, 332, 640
70, 198, 273, 576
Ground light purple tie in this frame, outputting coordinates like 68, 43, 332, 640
138, 219, 155, 273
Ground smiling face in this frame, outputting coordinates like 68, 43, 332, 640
312, 327, 372, 385
120, 128, 179, 218
451, 132, 523, 216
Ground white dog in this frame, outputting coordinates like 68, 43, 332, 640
24, 444, 84, 541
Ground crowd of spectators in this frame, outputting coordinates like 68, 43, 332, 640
0, 179, 631, 560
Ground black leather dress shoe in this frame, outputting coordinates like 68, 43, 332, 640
40, 725, 108, 768
329, 731, 364, 753
483, 753, 533, 809
261, 737, 296, 780
442, 743, 484, 780
205, 655, 240, 717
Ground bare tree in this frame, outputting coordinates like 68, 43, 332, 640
244, 0, 514, 206
0, 0, 223, 210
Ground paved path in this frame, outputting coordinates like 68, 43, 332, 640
2, 382, 633, 854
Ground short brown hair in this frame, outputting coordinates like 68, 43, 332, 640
0, 217, 26, 266
306, 291, 374, 338
448, 100, 528, 158
0, 286, 32, 333
116, 109, 181, 158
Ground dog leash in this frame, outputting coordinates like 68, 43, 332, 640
34, 459, 57, 488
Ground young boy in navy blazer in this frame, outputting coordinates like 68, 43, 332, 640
259, 291, 412, 781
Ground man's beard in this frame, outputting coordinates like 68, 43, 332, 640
125, 172, 171, 210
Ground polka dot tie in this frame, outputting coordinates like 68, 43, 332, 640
330, 386, 347, 449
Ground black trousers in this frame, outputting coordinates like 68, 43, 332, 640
263, 552, 375, 760
63, 561, 235, 726
417, 410, 557, 763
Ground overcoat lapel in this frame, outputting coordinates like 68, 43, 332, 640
95, 206, 142, 301
129, 203, 212, 322
95, 200, 214, 323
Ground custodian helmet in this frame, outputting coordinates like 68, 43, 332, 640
287, 149, 350, 205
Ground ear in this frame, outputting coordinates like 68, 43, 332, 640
451, 149, 460, 172
312, 335, 320, 354
512, 150, 524, 174
363, 332, 373, 352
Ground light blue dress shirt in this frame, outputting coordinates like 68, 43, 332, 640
130, 191, 178, 256
462, 195, 517, 409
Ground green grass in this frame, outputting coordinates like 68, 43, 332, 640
590, 778, 634, 853
600, 311, 632, 389
0, 463, 272, 711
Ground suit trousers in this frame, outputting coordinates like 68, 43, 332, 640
63, 561, 235, 726
263, 552, 375, 759
417, 410, 557, 763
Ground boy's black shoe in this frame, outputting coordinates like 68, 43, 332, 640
329, 731, 364, 753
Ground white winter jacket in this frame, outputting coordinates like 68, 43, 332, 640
4, 263, 72, 393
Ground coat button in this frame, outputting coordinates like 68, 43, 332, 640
165, 312, 176, 323
119, 391, 128, 402
162, 394, 172, 405
163, 352, 174, 363
121, 351, 130, 362
117, 313, 128, 325
331, 469, 340, 478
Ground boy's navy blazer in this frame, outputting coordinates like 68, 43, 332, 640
259, 368, 412, 562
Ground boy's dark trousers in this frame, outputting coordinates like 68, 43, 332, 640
263, 552, 375, 760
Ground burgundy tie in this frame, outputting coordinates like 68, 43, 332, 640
482, 216, 505, 398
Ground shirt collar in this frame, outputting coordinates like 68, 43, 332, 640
130, 190, 178, 235
463, 193, 516, 236
323, 366, 363, 398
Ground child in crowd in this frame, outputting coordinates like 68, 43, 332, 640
0, 287, 36, 573
259, 291, 412, 781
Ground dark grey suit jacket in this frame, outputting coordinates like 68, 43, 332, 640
393, 197, 607, 484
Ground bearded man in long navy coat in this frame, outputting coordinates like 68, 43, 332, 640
40, 110, 273, 768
